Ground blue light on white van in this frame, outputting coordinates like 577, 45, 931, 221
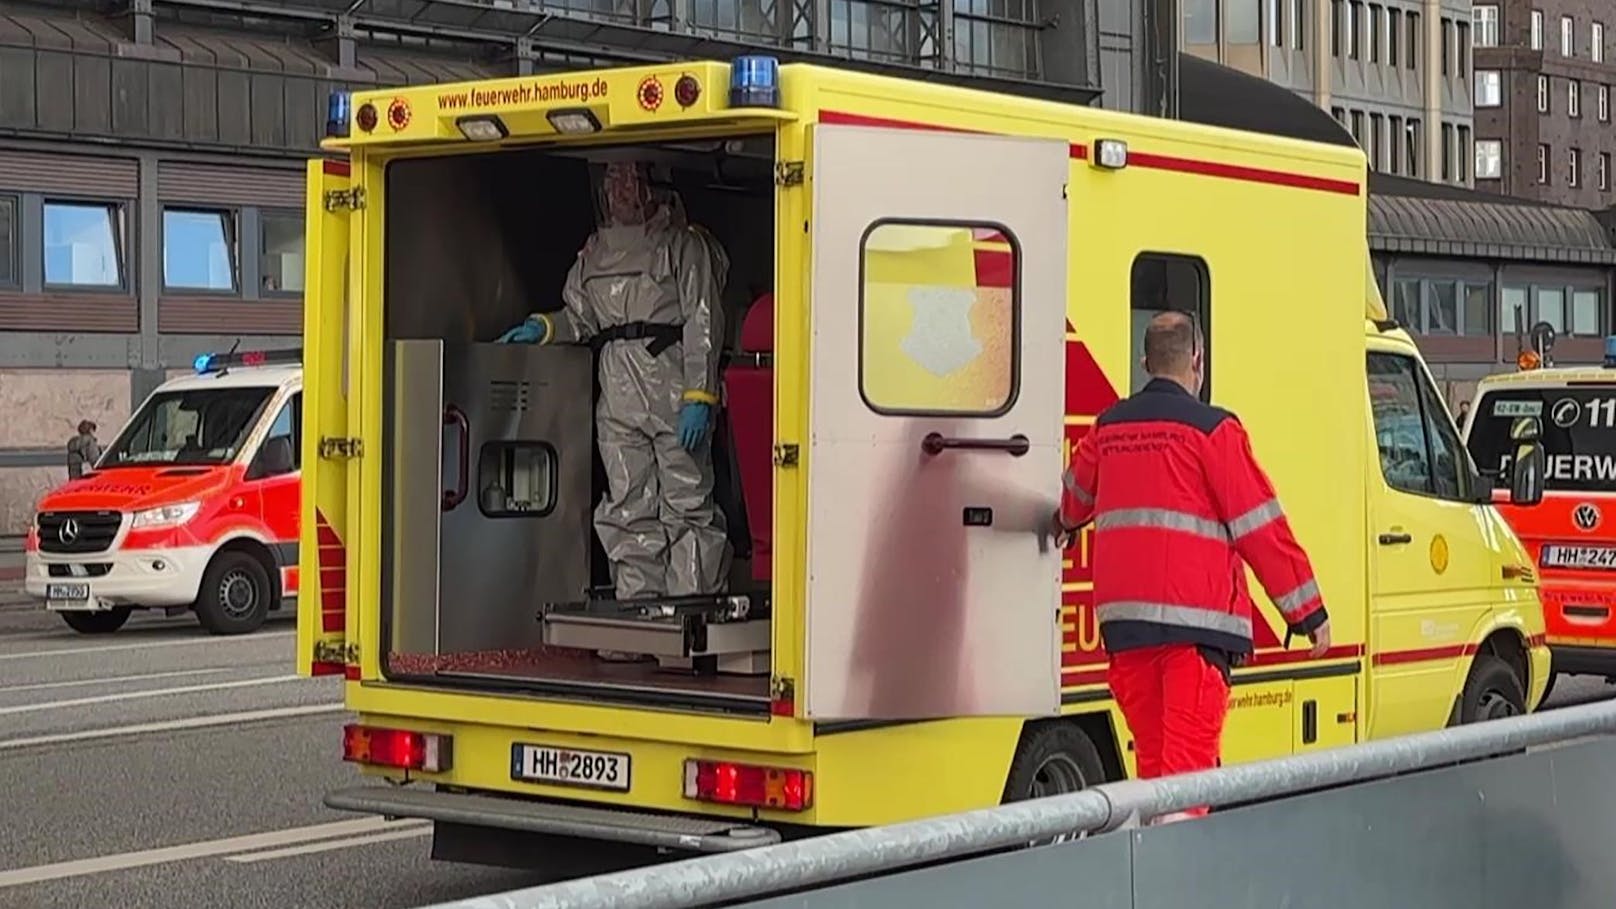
729, 56, 781, 109
194, 353, 213, 374
1603, 335, 1616, 368
327, 91, 352, 139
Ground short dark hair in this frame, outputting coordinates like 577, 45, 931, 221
78, 420, 96, 434
1142, 310, 1201, 374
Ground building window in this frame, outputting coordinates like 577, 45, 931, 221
1538, 287, 1565, 331
1602, 85, 1612, 122
1531, 10, 1543, 50
1501, 286, 1527, 333
1458, 22, 1470, 76
261, 212, 305, 294
1457, 125, 1470, 182
860, 222, 1017, 415
1504, 285, 1608, 337
1267, 0, 1281, 45
1129, 254, 1212, 399
1574, 290, 1606, 336
1601, 152, 1611, 190
1475, 70, 1501, 107
1331, 0, 1343, 54
1537, 143, 1549, 184
1562, 14, 1574, 56
1570, 80, 1582, 117
1368, 5, 1381, 61
43, 201, 124, 289
1596, 22, 1606, 62
1369, 114, 1384, 170
1441, 19, 1451, 74
1570, 147, 1581, 187
1228, 0, 1259, 43
1441, 124, 1454, 181
1290, 0, 1306, 48
1332, 106, 1347, 124
1538, 75, 1550, 112
1351, 110, 1366, 145
1348, 1, 1362, 58
1406, 119, 1421, 177
161, 209, 237, 293
0, 196, 14, 290
1389, 115, 1404, 173
1475, 139, 1503, 179
1472, 4, 1498, 47
1185, 0, 1217, 44
1388, 9, 1400, 65
1407, 11, 1419, 70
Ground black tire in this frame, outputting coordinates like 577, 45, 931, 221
1456, 654, 1527, 724
195, 550, 272, 635
1003, 722, 1107, 802
1539, 670, 1557, 706
60, 607, 132, 635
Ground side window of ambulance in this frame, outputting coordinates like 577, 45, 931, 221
858, 221, 1018, 416
263, 393, 302, 471
1367, 353, 1469, 500
1130, 253, 1211, 401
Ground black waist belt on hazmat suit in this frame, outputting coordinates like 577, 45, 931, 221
590, 322, 683, 357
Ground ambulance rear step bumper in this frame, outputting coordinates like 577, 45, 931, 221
323, 785, 780, 853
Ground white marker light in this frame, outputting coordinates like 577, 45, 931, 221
1094, 138, 1129, 169
546, 109, 602, 134
455, 115, 508, 142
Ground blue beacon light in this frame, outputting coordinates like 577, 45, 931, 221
1603, 335, 1616, 368
193, 353, 214, 374
729, 56, 781, 109
326, 90, 352, 139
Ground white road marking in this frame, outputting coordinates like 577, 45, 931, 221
0, 674, 308, 717
0, 668, 231, 694
0, 703, 345, 751
0, 630, 293, 662
224, 823, 432, 863
0, 817, 405, 888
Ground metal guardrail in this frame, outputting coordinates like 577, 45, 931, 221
422, 699, 1616, 909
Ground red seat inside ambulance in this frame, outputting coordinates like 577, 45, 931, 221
719, 294, 774, 584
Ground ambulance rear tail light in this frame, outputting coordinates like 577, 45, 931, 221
547, 108, 601, 135
683, 759, 812, 811
456, 115, 508, 142
342, 724, 452, 772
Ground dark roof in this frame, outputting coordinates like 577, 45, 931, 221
1174, 53, 1616, 263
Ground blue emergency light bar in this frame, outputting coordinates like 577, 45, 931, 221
729, 56, 781, 109
326, 90, 351, 139
1604, 335, 1616, 368
194, 347, 303, 375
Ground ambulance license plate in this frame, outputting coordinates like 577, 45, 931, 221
1541, 545, 1616, 570
510, 743, 630, 791
44, 582, 90, 602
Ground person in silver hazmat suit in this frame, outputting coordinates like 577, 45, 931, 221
499, 160, 732, 601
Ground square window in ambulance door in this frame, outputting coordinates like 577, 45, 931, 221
1366, 352, 1490, 738
802, 124, 1069, 721
1129, 253, 1211, 401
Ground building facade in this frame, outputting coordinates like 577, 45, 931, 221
1182, 0, 1476, 183
1471, 0, 1616, 208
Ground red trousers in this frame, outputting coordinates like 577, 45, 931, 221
1108, 644, 1230, 817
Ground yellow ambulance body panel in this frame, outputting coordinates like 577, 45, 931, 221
299, 59, 1549, 866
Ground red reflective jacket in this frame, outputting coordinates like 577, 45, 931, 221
1059, 378, 1327, 660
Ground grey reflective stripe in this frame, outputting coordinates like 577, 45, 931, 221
1063, 469, 1094, 506
1094, 507, 1230, 543
1227, 499, 1284, 540
1095, 601, 1253, 639
1274, 579, 1321, 616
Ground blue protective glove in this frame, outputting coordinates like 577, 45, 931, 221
497, 317, 547, 344
677, 402, 712, 451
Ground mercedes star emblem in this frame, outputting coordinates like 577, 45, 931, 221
57, 519, 80, 545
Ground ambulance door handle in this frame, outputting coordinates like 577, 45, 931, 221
443, 405, 470, 511
922, 432, 1030, 457
1378, 532, 1412, 545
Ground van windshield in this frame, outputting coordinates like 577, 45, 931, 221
1467, 386, 1616, 491
100, 387, 275, 467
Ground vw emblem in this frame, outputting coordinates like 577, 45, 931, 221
57, 519, 79, 544
1552, 397, 1582, 429
1574, 503, 1601, 532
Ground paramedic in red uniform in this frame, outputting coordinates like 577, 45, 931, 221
1052, 311, 1331, 820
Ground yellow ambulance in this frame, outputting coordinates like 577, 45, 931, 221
302, 57, 1551, 869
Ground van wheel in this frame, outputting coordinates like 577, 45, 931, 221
1002, 723, 1106, 844
195, 551, 271, 636
1457, 654, 1527, 724
60, 607, 132, 635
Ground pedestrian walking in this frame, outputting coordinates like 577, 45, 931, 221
1050, 311, 1330, 821
66, 419, 101, 479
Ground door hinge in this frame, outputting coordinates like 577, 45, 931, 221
773, 443, 800, 467
320, 436, 364, 460
770, 676, 796, 704
314, 640, 356, 664
324, 186, 366, 212
774, 161, 805, 187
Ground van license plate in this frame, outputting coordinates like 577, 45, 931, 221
44, 582, 90, 601
1541, 545, 1616, 570
510, 743, 630, 791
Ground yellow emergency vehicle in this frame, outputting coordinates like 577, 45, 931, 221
302, 56, 1552, 869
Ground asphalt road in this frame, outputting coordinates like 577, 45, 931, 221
0, 602, 1611, 909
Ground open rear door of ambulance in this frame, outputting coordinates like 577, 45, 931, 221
803, 123, 1068, 721
298, 159, 355, 678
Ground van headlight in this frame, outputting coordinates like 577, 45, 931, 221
132, 502, 201, 529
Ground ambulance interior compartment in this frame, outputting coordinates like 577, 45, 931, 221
379, 134, 778, 711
